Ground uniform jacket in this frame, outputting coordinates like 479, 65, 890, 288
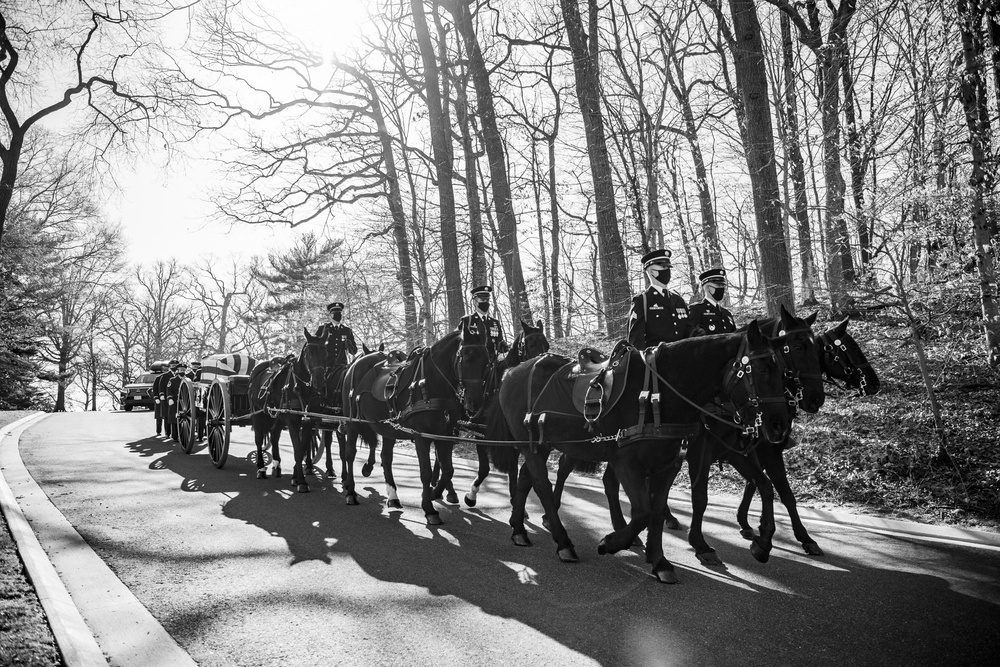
315, 321, 358, 365
153, 372, 169, 401
627, 286, 692, 348
688, 299, 737, 336
458, 312, 509, 358
165, 372, 183, 402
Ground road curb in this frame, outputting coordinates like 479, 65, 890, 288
449, 455, 1000, 552
1, 412, 107, 667
0, 413, 197, 667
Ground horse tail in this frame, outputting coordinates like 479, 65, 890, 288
484, 395, 519, 475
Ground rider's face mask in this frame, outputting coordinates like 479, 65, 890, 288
707, 284, 725, 301
647, 263, 671, 285
332, 311, 342, 322
476, 298, 491, 313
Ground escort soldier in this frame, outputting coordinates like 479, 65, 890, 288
627, 248, 693, 348
689, 268, 737, 336
316, 302, 358, 365
458, 285, 509, 359
164, 359, 184, 441
189, 360, 206, 442
151, 364, 169, 437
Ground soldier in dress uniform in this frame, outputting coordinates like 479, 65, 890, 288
689, 268, 737, 336
627, 248, 693, 348
151, 365, 168, 437
316, 302, 358, 365
164, 359, 184, 441
457, 285, 509, 359
189, 360, 206, 441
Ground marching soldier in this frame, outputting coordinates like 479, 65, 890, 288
458, 285, 509, 359
689, 268, 737, 336
164, 359, 184, 442
151, 364, 168, 437
627, 248, 693, 348
316, 302, 358, 365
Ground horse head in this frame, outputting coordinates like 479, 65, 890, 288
302, 327, 333, 395
457, 319, 493, 418
728, 320, 790, 444
819, 318, 880, 395
517, 318, 550, 361
773, 305, 825, 413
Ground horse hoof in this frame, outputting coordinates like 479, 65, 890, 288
665, 518, 681, 530
274, 467, 282, 478
362, 463, 374, 477
750, 540, 770, 563
654, 567, 679, 584
740, 528, 756, 541
446, 492, 459, 505
557, 547, 579, 563
464, 494, 477, 507
803, 542, 825, 556
386, 499, 402, 510
597, 538, 609, 556
296, 484, 310, 494
632, 536, 644, 547
256, 469, 267, 480
327, 469, 336, 478
345, 494, 359, 506
426, 514, 443, 526
696, 550, 723, 567
542, 515, 552, 532
511, 533, 532, 547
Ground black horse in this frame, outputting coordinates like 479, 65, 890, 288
548, 306, 826, 566
733, 317, 880, 555
279, 328, 335, 494
486, 321, 790, 583
342, 321, 492, 524
248, 357, 290, 479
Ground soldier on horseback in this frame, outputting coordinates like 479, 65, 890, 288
689, 268, 737, 336
457, 285, 509, 360
316, 301, 358, 365
627, 249, 693, 348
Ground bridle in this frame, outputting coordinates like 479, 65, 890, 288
818, 331, 872, 395
770, 326, 823, 409
721, 335, 789, 438
518, 331, 549, 360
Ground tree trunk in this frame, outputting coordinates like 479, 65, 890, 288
559, 0, 631, 337
841, 43, 870, 275
780, 14, 818, 304
727, 0, 795, 315
411, 0, 463, 328
548, 135, 565, 338
530, 140, 550, 331
454, 63, 486, 289
449, 0, 532, 322
958, 0, 1000, 365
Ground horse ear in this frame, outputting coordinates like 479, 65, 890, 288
834, 317, 850, 335
779, 303, 793, 325
379, 342, 386, 352
521, 319, 530, 331
536, 319, 544, 330
805, 311, 818, 326
746, 319, 763, 346
304, 327, 313, 342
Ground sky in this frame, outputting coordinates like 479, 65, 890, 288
104, 0, 372, 265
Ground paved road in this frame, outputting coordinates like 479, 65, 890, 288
12, 412, 1000, 666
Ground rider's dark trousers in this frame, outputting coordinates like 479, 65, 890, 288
166, 402, 178, 440
154, 400, 163, 435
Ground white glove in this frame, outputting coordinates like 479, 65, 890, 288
154, 398, 160, 404
168, 399, 175, 406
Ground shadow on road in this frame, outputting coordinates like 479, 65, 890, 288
114, 430, 1000, 666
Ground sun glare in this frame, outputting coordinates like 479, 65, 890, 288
275, 0, 369, 58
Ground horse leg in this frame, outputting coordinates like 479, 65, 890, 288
597, 460, 651, 556
270, 422, 283, 478
601, 466, 642, 547
745, 452, 776, 563
381, 437, 401, 509
520, 448, 577, 562
464, 444, 492, 507
686, 433, 722, 566
415, 436, 441, 525
760, 445, 819, 554
287, 419, 309, 493
339, 430, 358, 506
738, 479, 758, 540
324, 430, 336, 478
644, 460, 679, 584
545, 454, 575, 532
362, 436, 377, 477
661, 458, 683, 531
254, 425, 268, 479
509, 459, 534, 546
432, 441, 458, 505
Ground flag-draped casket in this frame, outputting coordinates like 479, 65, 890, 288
198, 353, 256, 387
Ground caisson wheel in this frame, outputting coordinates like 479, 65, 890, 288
206, 380, 231, 469
177, 378, 197, 454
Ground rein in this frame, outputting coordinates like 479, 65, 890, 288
818, 331, 872, 395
